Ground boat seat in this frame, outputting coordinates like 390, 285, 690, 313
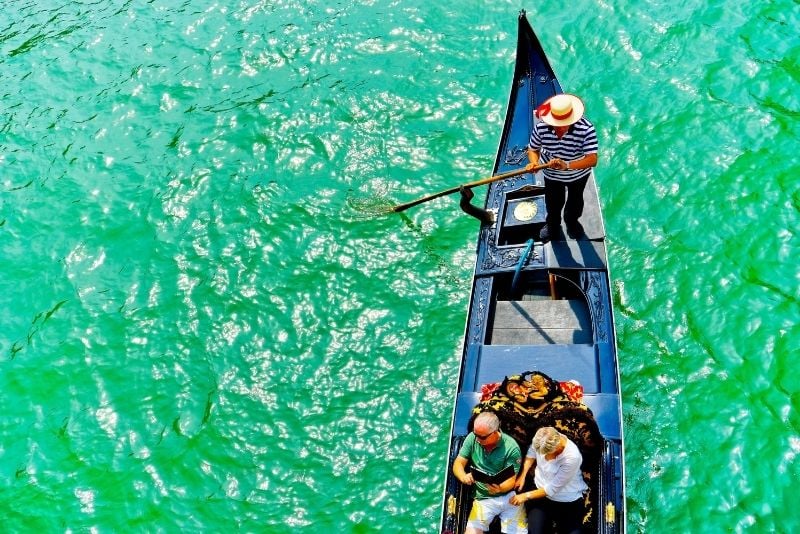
453, 392, 482, 436
582, 393, 621, 440
472, 344, 599, 393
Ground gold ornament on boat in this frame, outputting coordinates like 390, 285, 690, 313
513, 201, 537, 221
605, 502, 616, 523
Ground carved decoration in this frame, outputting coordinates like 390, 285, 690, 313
486, 174, 530, 211
582, 271, 609, 344
467, 277, 493, 345
481, 237, 542, 271
504, 147, 528, 166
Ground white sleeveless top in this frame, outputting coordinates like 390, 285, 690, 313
527, 438, 588, 502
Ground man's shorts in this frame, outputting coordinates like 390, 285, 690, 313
466, 493, 527, 534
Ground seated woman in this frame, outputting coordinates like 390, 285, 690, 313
511, 427, 588, 534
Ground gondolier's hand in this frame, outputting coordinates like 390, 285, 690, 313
551, 158, 568, 170
525, 160, 557, 172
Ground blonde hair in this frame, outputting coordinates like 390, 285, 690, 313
532, 427, 562, 455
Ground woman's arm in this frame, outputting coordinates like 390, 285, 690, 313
514, 456, 534, 492
510, 487, 547, 505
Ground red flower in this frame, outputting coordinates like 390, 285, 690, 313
480, 382, 501, 401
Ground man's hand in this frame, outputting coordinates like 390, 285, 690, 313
486, 483, 503, 495
459, 472, 475, 486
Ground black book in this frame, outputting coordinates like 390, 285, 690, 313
469, 464, 516, 485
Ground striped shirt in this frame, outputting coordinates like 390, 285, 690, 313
528, 116, 598, 182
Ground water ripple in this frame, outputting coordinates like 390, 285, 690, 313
2, 1, 800, 532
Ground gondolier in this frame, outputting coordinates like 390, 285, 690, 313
525, 93, 598, 242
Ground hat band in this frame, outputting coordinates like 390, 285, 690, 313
551, 108, 573, 120
535, 101, 574, 121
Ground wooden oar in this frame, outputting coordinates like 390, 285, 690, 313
389, 162, 552, 213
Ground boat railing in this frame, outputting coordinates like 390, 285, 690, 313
442, 435, 472, 534
598, 438, 624, 534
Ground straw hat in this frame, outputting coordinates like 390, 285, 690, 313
535, 93, 585, 127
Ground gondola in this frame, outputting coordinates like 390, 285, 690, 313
439, 11, 625, 534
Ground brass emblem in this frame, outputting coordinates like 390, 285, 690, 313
605, 502, 616, 523
513, 201, 537, 221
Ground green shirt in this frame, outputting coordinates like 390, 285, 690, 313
458, 432, 521, 500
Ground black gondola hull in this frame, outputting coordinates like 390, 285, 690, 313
440, 12, 625, 534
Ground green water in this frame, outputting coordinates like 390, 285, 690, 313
1, 1, 798, 532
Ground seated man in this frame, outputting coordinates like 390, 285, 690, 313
452, 411, 527, 534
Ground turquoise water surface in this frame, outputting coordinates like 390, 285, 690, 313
2, 1, 798, 532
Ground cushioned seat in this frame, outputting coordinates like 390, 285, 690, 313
453, 392, 482, 436
473, 344, 599, 393
581, 393, 621, 440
